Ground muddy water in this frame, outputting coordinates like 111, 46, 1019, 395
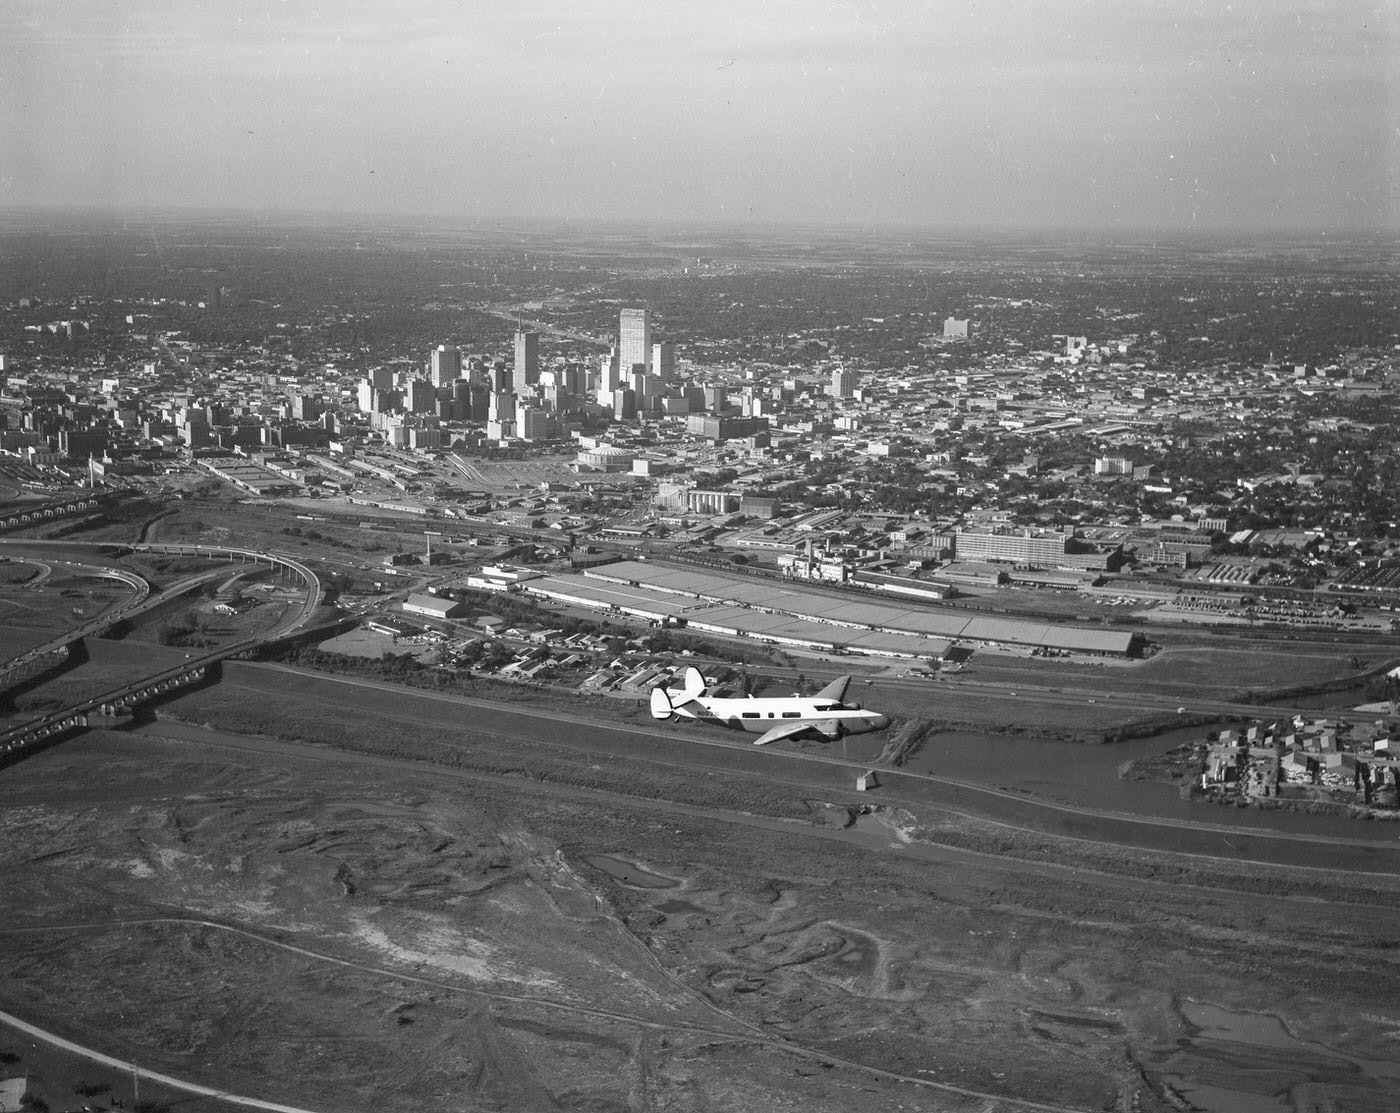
1155, 1000, 1400, 1112
903, 724, 1400, 841
583, 854, 678, 889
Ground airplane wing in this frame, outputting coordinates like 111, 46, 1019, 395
752, 718, 842, 746
814, 675, 852, 702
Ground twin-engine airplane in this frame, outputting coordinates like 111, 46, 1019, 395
649, 666, 890, 746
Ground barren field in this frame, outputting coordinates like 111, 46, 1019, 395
3, 665, 1400, 1111
0, 563, 136, 653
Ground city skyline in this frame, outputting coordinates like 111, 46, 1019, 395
2, 1, 1396, 234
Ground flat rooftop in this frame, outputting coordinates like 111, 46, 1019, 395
568, 561, 1136, 656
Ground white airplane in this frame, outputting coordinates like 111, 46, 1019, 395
649, 666, 891, 746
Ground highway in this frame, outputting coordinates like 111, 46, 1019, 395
0, 540, 326, 761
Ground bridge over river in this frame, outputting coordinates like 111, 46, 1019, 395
0, 541, 329, 765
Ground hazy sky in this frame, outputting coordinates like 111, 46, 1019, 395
3, 0, 1396, 233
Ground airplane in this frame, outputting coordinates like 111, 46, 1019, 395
649, 666, 891, 746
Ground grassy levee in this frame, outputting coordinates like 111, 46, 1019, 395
158, 683, 814, 822
156, 662, 1400, 907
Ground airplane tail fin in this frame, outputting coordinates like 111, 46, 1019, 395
649, 685, 675, 720
814, 675, 852, 702
680, 666, 707, 698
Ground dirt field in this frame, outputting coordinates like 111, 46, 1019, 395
3, 669, 1400, 1111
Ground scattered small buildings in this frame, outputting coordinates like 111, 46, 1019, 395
1199, 715, 1400, 809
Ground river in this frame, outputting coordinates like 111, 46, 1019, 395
900, 723, 1400, 843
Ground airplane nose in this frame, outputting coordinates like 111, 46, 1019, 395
874, 714, 891, 730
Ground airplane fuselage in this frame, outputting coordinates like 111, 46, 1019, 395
671, 696, 887, 736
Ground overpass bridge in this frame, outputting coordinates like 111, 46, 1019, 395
0, 542, 328, 766
0, 559, 151, 693
0, 653, 218, 763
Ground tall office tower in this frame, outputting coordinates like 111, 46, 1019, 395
596, 350, 621, 404
491, 362, 513, 393
356, 381, 375, 414
612, 388, 637, 421
377, 388, 404, 414
619, 308, 651, 373
368, 365, 395, 390
488, 391, 513, 422
291, 394, 321, 421
831, 368, 856, 398
517, 405, 549, 442
651, 341, 676, 382
407, 377, 435, 413
562, 361, 586, 395
513, 330, 539, 394
468, 383, 490, 422
430, 344, 462, 386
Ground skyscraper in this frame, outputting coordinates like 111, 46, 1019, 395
619, 308, 650, 373
513, 330, 539, 394
406, 377, 435, 413
596, 349, 621, 404
651, 341, 676, 382
430, 344, 462, 386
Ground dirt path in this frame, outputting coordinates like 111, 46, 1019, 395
0, 915, 1097, 1113
130, 718, 1400, 926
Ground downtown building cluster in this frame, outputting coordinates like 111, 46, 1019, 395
3, 285, 1400, 634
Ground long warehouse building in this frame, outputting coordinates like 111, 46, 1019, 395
524, 560, 1137, 659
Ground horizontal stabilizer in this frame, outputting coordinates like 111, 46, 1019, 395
814, 675, 852, 702
649, 686, 674, 720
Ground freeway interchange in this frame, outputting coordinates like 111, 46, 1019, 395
0, 540, 326, 762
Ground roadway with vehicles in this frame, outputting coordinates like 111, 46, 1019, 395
0, 540, 326, 764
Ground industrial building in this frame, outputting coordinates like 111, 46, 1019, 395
523, 560, 1138, 659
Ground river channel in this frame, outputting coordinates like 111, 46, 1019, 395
900, 722, 1400, 843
